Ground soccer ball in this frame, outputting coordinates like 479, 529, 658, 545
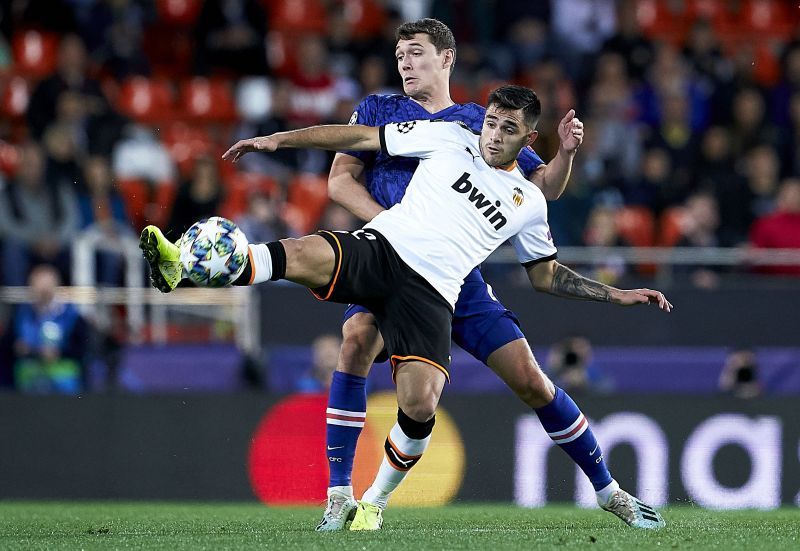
179, 216, 249, 287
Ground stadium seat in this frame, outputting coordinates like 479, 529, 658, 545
740, 0, 796, 40
155, 0, 203, 26
116, 178, 150, 230
615, 205, 656, 247
286, 173, 329, 234
636, 0, 690, 45
0, 76, 31, 119
658, 207, 686, 247
159, 122, 215, 177
341, 0, 386, 39
0, 141, 20, 178
220, 171, 280, 221
11, 30, 59, 78
180, 78, 237, 123
265, 0, 327, 34
116, 77, 175, 124
266, 31, 300, 77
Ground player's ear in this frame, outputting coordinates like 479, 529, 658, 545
525, 129, 539, 147
442, 48, 455, 71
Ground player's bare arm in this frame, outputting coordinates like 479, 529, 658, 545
529, 109, 584, 200
328, 153, 386, 222
526, 260, 672, 312
222, 125, 382, 162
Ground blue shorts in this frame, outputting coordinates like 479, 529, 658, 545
343, 267, 524, 366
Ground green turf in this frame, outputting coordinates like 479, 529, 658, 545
0, 502, 798, 550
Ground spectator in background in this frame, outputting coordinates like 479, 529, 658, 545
73, 0, 154, 79
584, 52, 641, 188
717, 144, 781, 246
0, 142, 79, 285
692, 125, 740, 196
624, 147, 676, 213
192, 0, 268, 76
675, 191, 722, 289
77, 155, 134, 285
296, 333, 341, 393
778, 91, 800, 177
236, 189, 291, 244
289, 35, 338, 127
582, 205, 629, 285
43, 123, 82, 193
718, 348, 762, 399
232, 78, 300, 182
601, 0, 655, 85
550, 0, 616, 84
727, 87, 779, 158
546, 336, 609, 394
112, 125, 175, 184
12, 264, 85, 394
26, 34, 123, 156
749, 178, 800, 276
166, 156, 223, 241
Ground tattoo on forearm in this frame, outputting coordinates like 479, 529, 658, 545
551, 264, 612, 302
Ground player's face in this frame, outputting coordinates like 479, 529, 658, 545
395, 34, 451, 98
479, 105, 538, 168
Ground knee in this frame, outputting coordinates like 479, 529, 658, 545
398, 392, 438, 422
514, 362, 555, 409
338, 316, 382, 377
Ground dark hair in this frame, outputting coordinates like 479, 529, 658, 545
396, 18, 456, 71
487, 85, 542, 129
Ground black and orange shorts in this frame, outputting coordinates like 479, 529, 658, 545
312, 228, 453, 381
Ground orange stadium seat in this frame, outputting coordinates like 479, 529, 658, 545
265, 0, 327, 34
285, 173, 329, 234
11, 30, 59, 78
341, 0, 386, 39
658, 207, 686, 247
116, 178, 150, 230
266, 31, 301, 77
0, 141, 20, 178
615, 205, 655, 247
116, 77, 175, 124
0, 76, 31, 119
159, 121, 216, 177
740, 0, 796, 41
636, 0, 690, 45
220, 171, 279, 221
180, 78, 237, 123
155, 0, 203, 26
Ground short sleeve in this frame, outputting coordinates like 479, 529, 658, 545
380, 120, 453, 159
341, 96, 379, 161
509, 217, 558, 267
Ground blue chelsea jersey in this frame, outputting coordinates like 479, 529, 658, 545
343, 94, 545, 209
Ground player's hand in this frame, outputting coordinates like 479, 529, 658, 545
611, 288, 672, 312
222, 136, 279, 163
558, 109, 584, 154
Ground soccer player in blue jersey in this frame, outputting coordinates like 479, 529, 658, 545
315, 19, 663, 531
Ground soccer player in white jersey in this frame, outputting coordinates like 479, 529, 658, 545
142, 85, 671, 530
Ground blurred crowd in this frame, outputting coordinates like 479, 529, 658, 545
0, 0, 799, 290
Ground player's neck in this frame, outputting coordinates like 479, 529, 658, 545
410, 90, 456, 114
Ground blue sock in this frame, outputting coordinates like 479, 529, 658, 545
326, 371, 367, 487
534, 386, 613, 491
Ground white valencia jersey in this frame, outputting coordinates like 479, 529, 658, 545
364, 119, 557, 308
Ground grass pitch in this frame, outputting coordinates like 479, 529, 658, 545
1, 502, 798, 550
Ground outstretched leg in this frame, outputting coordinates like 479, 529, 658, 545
486, 337, 665, 529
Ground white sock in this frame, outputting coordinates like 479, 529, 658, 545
248, 243, 273, 284
361, 422, 430, 509
596, 479, 620, 506
328, 485, 353, 498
